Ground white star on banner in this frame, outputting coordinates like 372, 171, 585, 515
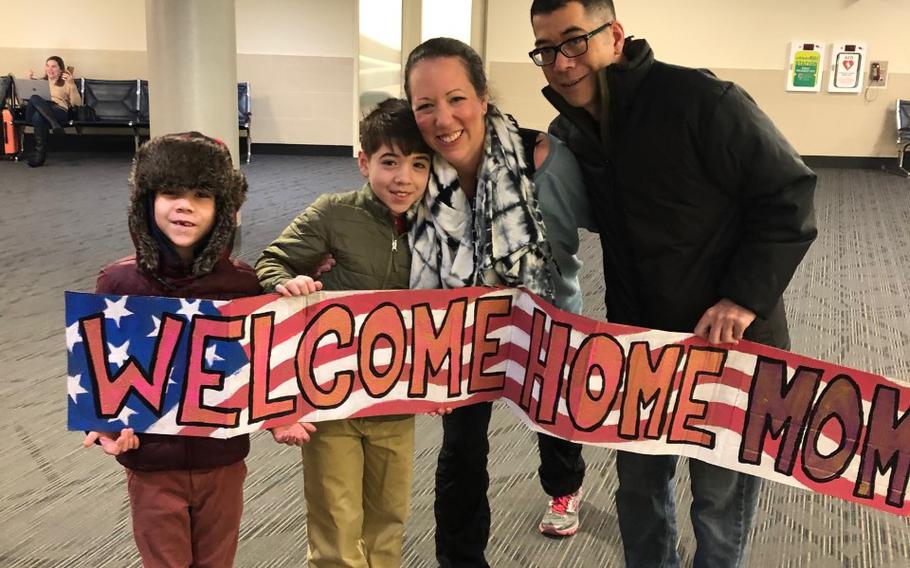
103, 297, 133, 327
177, 299, 203, 320
147, 316, 161, 338
167, 368, 178, 387
205, 344, 224, 366
107, 340, 131, 367
66, 322, 83, 352
108, 405, 137, 426
67, 374, 87, 402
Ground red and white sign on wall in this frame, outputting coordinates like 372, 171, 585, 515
828, 42, 867, 93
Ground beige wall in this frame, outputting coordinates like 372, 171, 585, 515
0, 0, 146, 79
236, 0, 355, 57
0, 0, 147, 51
239, 54, 354, 146
488, 0, 910, 157
0, 0, 356, 146
235, 0, 356, 145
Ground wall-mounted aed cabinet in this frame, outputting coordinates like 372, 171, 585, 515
828, 42, 866, 93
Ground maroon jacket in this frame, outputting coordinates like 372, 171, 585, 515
97, 255, 260, 471
97, 133, 260, 471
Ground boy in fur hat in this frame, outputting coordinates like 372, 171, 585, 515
256, 98, 431, 568
82, 131, 269, 568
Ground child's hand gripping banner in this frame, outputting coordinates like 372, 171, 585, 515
65, 288, 909, 516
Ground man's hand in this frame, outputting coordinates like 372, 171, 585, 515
271, 422, 317, 446
27, 69, 35, 80
83, 429, 140, 456
693, 298, 756, 345
275, 275, 323, 297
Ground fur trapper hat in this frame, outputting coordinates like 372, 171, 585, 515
128, 131, 247, 275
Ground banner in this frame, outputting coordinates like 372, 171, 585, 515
65, 288, 910, 516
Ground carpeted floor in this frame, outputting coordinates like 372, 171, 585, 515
1, 153, 907, 567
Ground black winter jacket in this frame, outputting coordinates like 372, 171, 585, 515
546, 38, 817, 349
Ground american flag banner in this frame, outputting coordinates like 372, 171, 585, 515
65, 287, 909, 516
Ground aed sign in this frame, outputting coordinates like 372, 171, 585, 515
828, 42, 867, 93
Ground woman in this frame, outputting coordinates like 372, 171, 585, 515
404, 37, 595, 566
25, 56, 81, 167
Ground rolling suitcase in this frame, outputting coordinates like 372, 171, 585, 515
1, 74, 20, 159
2, 107, 20, 158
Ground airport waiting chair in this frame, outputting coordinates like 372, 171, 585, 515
238, 81, 252, 163
9, 78, 250, 159
80, 79, 140, 124
896, 99, 910, 178
77, 79, 142, 149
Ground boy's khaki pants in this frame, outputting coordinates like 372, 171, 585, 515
302, 415, 415, 568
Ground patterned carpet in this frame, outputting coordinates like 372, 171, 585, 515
0, 153, 907, 567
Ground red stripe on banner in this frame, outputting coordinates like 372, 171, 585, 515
216, 294, 278, 318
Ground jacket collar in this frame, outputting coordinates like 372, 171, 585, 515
602, 37, 654, 114
359, 182, 409, 228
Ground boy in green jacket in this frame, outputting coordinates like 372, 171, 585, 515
255, 98, 431, 568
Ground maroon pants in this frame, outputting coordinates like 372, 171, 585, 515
126, 460, 246, 568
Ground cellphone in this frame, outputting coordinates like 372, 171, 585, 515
66, 66, 75, 75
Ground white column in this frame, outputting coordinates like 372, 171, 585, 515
471, 0, 487, 61
145, 0, 240, 166
353, 2, 361, 156
401, 0, 422, 74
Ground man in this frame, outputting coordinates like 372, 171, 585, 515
529, 1, 818, 567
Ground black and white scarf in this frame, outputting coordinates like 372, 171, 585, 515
409, 107, 555, 301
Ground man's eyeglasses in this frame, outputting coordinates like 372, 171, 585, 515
528, 22, 613, 67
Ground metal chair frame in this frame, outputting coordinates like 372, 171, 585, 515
238, 81, 252, 163
896, 99, 910, 178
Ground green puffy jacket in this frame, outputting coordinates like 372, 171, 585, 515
256, 184, 410, 292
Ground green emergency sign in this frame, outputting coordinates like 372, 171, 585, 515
792, 51, 821, 88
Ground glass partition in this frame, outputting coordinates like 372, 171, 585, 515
358, 0, 403, 114
421, 0, 472, 44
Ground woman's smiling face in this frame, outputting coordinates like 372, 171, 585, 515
45, 59, 62, 80
408, 56, 488, 179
